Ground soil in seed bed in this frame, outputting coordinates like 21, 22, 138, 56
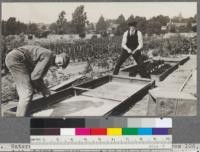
150, 64, 172, 75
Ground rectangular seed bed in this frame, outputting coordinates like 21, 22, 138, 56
4, 75, 155, 117
120, 60, 180, 81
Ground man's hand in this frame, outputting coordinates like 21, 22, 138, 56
41, 88, 51, 98
132, 49, 139, 55
126, 49, 132, 54
31, 79, 51, 98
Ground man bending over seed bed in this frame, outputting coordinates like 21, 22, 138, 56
113, 21, 150, 78
5, 40, 70, 117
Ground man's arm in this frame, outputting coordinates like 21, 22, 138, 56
31, 49, 52, 97
121, 31, 132, 54
31, 49, 52, 81
132, 31, 143, 54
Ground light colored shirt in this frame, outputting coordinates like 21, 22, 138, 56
17, 45, 53, 81
121, 30, 143, 53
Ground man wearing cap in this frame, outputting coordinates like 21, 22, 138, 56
113, 21, 150, 78
5, 45, 70, 117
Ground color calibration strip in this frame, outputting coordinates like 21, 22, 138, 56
30, 118, 172, 150
31, 128, 171, 136
31, 118, 172, 128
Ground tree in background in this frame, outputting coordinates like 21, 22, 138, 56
186, 22, 192, 32
2, 17, 27, 36
41, 25, 47, 31
168, 24, 176, 33
127, 15, 135, 24
56, 11, 68, 34
115, 15, 148, 35
71, 5, 88, 36
146, 19, 162, 35
15, 21, 27, 35
28, 23, 39, 35
155, 15, 170, 26
85, 23, 95, 33
146, 15, 170, 35
116, 14, 126, 25
115, 14, 127, 36
2, 11, 196, 37
105, 19, 116, 26
6, 17, 18, 35
134, 16, 147, 34
189, 16, 196, 32
49, 23, 57, 34
2, 20, 7, 35
96, 15, 108, 34
49, 11, 71, 34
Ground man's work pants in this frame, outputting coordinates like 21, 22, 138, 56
113, 49, 150, 78
5, 50, 33, 117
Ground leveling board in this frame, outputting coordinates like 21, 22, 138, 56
30, 118, 172, 150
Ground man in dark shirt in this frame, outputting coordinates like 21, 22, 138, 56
5, 45, 70, 117
113, 21, 149, 78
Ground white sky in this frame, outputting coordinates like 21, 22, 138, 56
2, 2, 197, 24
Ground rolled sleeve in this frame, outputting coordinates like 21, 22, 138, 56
31, 50, 52, 81
121, 31, 130, 52
135, 31, 143, 51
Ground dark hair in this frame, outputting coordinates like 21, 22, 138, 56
128, 21, 137, 27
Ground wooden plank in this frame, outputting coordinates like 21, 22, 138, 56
120, 60, 150, 72
105, 80, 155, 116
178, 56, 190, 65
77, 75, 110, 89
72, 86, 92, 91
159, 63, 179, 81
112, 75, 151, 85
155, 56, 189, 64
50, 75, 85, 91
